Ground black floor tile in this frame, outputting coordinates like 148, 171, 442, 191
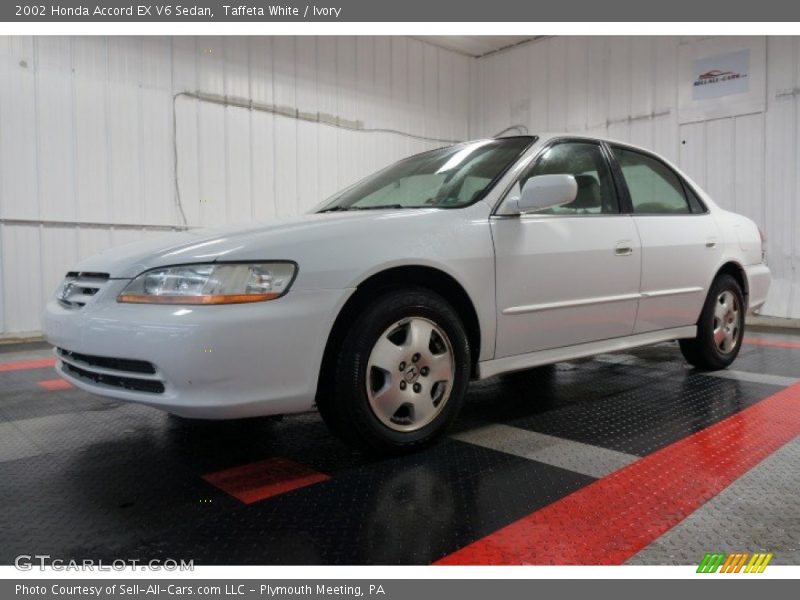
480, 368, 778, 456
732, 345, 800, 379
70, 440, 592, 565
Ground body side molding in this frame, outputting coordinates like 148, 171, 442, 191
478, 326, 697, 379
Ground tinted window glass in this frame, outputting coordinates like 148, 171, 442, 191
513, 142, 619, 215
317, 137, 531, 211
683, 182, 707, 213
613, 147, 691, 214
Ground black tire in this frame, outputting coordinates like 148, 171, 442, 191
320, 287, 471, 454
679, 274, 745, 371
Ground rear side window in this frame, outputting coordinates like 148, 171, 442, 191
612, 147, 691, 214
683, 183, 707, 213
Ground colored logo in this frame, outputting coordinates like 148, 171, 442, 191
58, 282, 75, 303
698, 70, 736, 80
694, 69, 747, 87
697, 552, 773, 573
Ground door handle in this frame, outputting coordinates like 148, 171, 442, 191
615, 242, 634, 256
706, 237, 718, 248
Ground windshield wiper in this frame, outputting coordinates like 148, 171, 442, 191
352, 204, 405, 210
319, 204, 406, 212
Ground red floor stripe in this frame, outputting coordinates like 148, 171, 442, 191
38, 379, 73, 391
0, 358, 56, 372
202, 457, 330, 504
436, 382, 800, 565
744, 336, 800, 350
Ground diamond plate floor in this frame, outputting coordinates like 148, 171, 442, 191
627, 435, 800, 565
0, 331, 798, 565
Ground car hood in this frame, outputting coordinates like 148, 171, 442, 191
69, 207, 487, 286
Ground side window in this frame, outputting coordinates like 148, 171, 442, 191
683, 182, 707, 213
514, 142, 619, 215
612, 147, 691, 214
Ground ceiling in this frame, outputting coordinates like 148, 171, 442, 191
412, 36, 537, 58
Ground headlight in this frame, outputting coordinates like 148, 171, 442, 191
117, 262, 297, 305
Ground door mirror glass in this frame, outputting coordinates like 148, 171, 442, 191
518, 174, 578, 214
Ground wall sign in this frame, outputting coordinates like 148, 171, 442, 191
678, 37, 765, 123
692, 49, 750, 100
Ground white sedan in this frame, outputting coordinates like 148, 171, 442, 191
43, 134, 771, 453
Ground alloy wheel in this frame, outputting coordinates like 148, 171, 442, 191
366, 317, 455, 432
713, 290, 741, 355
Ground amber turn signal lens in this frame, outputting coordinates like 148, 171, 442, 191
117, 293, 280, 305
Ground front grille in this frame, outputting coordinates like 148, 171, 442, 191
58, 272, 111, 308
58, 348, 156, 375
65, 271, 110, 279
63, 363, 165, 394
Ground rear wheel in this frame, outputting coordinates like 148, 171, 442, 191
320, 288, 470, 454
679, 274, 745, 370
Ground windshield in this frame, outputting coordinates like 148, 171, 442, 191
317, 137, 533, 212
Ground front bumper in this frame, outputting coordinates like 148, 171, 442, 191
43, 280, 352, 418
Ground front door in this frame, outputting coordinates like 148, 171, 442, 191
492, 141, 642, 358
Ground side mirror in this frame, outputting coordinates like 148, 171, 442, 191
518, 174, 578, 214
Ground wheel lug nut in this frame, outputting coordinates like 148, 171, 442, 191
412, 353, 420, 363
420, 367, 429, 376
413, 383, 422, 393
399, 381, 407, 390
399, 362, 406, 371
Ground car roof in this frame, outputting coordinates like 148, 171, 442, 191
470, 132, 654, 156
458, 133, 679, 177
497, 132, 654, 154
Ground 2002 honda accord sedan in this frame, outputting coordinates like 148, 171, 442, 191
43, 134, 771, 452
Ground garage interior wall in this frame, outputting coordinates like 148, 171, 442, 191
0, 36, 470, 337
2, 36, 799, 337
471, 36, 800, 320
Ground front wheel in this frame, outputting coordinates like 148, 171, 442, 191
679, 274, 745, 370
322, 288, 471, 454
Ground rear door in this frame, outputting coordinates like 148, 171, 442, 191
608, 145, 722, 333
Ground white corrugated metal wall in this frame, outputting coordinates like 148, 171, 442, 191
471, 36, 800, 320
0, 36, 471, 336
2, 35, 799, 336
